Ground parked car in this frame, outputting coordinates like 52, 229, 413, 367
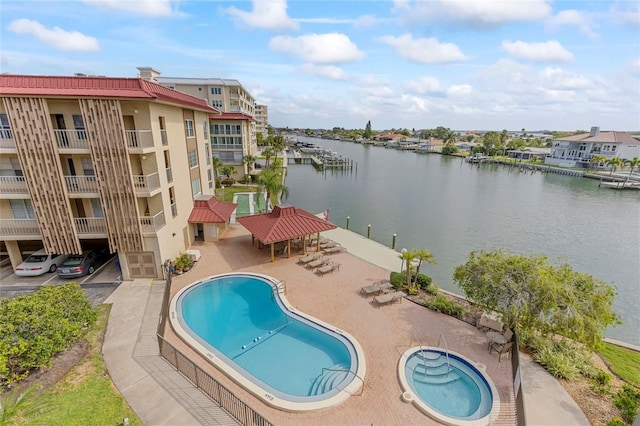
57, 248, 109, 278
15, 250, 68, 276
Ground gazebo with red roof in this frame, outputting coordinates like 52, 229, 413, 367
236, 205, 337, 262
188, 195, 237, 242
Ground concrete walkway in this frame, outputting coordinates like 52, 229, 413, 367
102, 225, 590, 425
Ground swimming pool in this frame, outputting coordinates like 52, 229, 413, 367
170, 273, 366, 411
398, 347, 500, 426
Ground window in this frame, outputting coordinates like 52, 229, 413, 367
90, 199, 104, 218
207, 169, 213, 188
81, 158, 95, 176
73, 115, 86, 140
211, 87, 222, 95
188, 149, 198, 168
185, 119, 195, 138
213, 151, 243, 163
212, 100, 223, 109
0, 114, 11, 139
10, 199, 35, 219
191, 178, 201, 196
205, 143, 211, 165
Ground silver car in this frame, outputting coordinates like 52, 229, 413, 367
57, 248, 108, 278
15, 250, 68, 276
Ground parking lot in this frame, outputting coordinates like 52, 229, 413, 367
0, 255, 123, 306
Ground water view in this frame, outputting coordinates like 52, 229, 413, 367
284, 136, 640, 346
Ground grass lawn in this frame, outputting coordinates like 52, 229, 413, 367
216, 184, 259, 203
23, 305, 142, 426
598, 342, 640, 386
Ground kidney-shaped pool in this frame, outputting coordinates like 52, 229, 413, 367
170, 272, 366, 412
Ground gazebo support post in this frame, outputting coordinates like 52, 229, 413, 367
251, 235, 255, 245
270, 243, 275, 262
302, 235, 307, 255
287, 239, 291, 258
315, 232, 321, 252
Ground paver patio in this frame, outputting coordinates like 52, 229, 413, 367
163, 225, 516, 425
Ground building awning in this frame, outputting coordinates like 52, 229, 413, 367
188, 195, 237, 223
237, 205, 336, 244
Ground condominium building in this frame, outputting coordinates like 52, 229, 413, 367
0, 74, 228, 279
255, 104, 269, 140
137, 67, 259, 176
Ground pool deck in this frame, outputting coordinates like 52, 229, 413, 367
104, 224, 589, 425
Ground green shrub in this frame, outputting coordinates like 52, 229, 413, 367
613, 385, 640, 424
389, 272, 404, 289
534, 344, 580, 380
590, 370, 612, 395
607, 417, 627, 426
0, 283, 97, 385
424, 295, 465, 318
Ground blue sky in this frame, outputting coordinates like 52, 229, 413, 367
2, 0, 639, 131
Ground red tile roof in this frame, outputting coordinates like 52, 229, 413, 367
556, 131, 639, 144
236, 205, 337, 244
0, 74, 216, 112
209, 112, 254, 121
188, 196, 237, 223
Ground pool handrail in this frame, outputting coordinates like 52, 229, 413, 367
320, 367, 365, 396
411, 332, 430, 375
437, 333, 451, 375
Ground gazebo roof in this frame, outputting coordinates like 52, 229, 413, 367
236, 205, 337, 244
188, 195, 237, 223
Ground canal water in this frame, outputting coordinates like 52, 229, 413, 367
284, 136, 640, 346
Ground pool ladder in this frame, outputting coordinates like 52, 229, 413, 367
437, 333, 451, 375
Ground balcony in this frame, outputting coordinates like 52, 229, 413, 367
65, 176, 99, 195
74, 217, 107, 235
126, 130, 154, 151
0, 176, 28, 195
0, 219, 41, 239
0, 130, 15, 151
55, 130, 90, 150
140, 211, 165, 233
133, 172, 161, 196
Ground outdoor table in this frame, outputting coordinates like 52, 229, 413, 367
486, 331, 508, 345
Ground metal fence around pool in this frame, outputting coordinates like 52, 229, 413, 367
156, 262, 273, 426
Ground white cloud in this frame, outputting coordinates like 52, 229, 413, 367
546, 10, 599, 40
502, 40, 574, 63
539, 67, 593, 90
353, 14, 393, 29
224, 0, 299, 31
269, 33, 365, 64
299, 63, 348, 80
7, 19, 100, 52
610, 2, 640, 26
403, 76, 445, 95
393, 0, 551, 27
81, 0, 176, 17
378, 34, 467, 64
448, 85, 473, 96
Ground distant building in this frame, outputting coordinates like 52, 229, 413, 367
255, 104, 269, 140
545, 127, 640, 168
138, 67, 259, 176
0, 73, 228, 279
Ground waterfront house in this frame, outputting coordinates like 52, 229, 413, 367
544, 127, 640, 168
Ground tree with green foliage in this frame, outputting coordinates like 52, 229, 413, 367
271, 135, 287, 162
445, 131, 457, 146
211, 156, 223, 178
220, 165, 236, 180
413, 249, 437, 279
453, 249, 620, 349
262, 147, 275, 170
399, 249, 416, 290
506, 138, 526, 152
590, 154, 608, 171
0, 385, 51, 425
441, 144, 458, 155
256, 132, 265, 146
481, 131, 503, 156
606, 157, 624, 176
363, 120, 372, 139
623, 157, 640, 182
257, 169, 289, 209
242, 154, 257, 177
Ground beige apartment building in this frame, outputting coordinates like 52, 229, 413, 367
0, 74, 228, 279
137, 67, 260, 177
255, 104, 269, 139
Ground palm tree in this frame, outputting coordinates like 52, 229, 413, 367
413, 249, 437, 278
399, 249, 416, 290
605, 157, 624, 176
262, 147, 275, 170
445, 131, 457, 146
257, 169, 289, 210
242, 154, 257, 180
211, 156, 223, 179
623, 157, 640, 183
1, 385, 50, 425
220, 165, 236, 181
589, 154, 608, 171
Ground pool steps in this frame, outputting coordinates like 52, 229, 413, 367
411, 353, 462, 385
308, 363, 350, 396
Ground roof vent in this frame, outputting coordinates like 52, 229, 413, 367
589, 126, 600, 136
74, 73, 87, 77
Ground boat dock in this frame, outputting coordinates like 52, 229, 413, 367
286, 144, 354, 171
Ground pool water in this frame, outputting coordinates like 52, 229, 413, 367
172, 273, 364, 410
399, 347, 499, 425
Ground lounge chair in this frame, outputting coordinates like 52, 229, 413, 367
305, 257, 327, 269
360, 280, 393, 297
371, 291, 404, 308
297, 253, 320, 264
320, 241, 337, 249
316, 262, 340, 276
323, 245, 346, 254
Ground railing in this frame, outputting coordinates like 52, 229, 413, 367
140, 211, 165, 232
126, 130, 154, 149
319, 367, 365, 396
211, 143, 243, 150
170, 203, 177, 218
0, 176, 28, 194
411, 332, 430, 375
0, 219, 40, 237
160, 129, 168, 146
437, 334, 451, 374
64, 175, 98, 193
276, 279, 286, 295
0, 130, 15, 149
133, 172, 160, 194
165, 167, 173, 184
74, 217, 106, 234
55, 129, 89, 149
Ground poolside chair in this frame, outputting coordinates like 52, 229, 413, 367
323, 245, 347, 254
305, 257, 327, 270
320, 241, 338, 249
360, 280, 393, 297
316, 262, 341, 276
297, 253, 321, 265
371, 291, 404, 308
489, 341, 514, 362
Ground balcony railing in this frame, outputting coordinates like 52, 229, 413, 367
211, 143, 243, 150
133, 172, 160, 194
165, 167, 173, 184
0, 130, 15, 149
74, 217, 107, 235
0, 219, 41, 237
160, 129, 168, 146
140, 211, 165, 233
64, 175, 98, 194
0, 176, 28, 194
170, 202, 177, 218
55, 130, 90, 149
126, 130, 154, 149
